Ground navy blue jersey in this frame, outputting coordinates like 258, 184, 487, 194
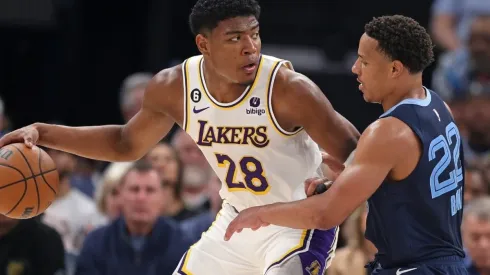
365, 88, 465, 268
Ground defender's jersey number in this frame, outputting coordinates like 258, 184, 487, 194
215, 153, 270, 195
428, 122, 464, 216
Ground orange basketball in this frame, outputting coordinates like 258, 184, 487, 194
0, 143, 59, 219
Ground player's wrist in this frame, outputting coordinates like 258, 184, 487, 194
32, 122, 48, 145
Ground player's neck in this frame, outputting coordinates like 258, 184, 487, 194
202, 58, 248, 103
381, 79, 425, 112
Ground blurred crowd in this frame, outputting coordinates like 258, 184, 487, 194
0, 0, 489, 275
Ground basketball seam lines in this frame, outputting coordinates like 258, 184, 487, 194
37, 148, 57, 195
0, 161, 28, 216
12, 145, 41, 216
0, 168, 57, 190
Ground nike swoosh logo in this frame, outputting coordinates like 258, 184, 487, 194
396, 268, 417, 275
193, 106, 210, 114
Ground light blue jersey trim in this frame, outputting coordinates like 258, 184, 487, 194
380, 87, 432, 118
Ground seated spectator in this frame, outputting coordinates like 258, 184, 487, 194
95, 162, 133, 220
461, 94, 490, 161
171, 129, 209, 170
181, 164, 212, 213
70, 158, 102, 199
42, 150, 107, 257
75, 160, 194, 275
181, 174, 222, 242
119, 72, 152, 122
328, 205, 377, 275
146, 142, 199, 221
464, 165, 488, 204
430, 0, 490, 51
432, 15, 490, 100
462, 197, 490, 275
0, 214, 65, 275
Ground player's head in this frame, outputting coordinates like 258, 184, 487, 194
352, 15, 434, 103
189, 0, 261, 85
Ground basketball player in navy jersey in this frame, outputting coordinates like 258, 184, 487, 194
226, 15, 468, 275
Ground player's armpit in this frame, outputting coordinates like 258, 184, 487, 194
256, 117, 411, 230
273, 68, 360, 162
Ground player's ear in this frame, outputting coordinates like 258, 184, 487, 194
391, 60, 404, 78
196, 34, 210, 56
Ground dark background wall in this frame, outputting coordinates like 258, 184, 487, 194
0, 0, 435, 132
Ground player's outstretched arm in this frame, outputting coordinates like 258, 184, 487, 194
224, 118, 417, 239
274, 68, 360, 162
0, 67, 181, 162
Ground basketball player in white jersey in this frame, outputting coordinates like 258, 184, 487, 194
0, 0, 360, 274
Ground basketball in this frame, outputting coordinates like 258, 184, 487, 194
0, 143, 59, 219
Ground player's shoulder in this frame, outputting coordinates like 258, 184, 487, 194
268, 58, 323, 106
361, 117, 418, 152
151, 63, 184, 91
143, 62, 185, 109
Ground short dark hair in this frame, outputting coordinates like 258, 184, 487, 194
189, 0, 261, 36
364, 15, 434, 74
120, 159, 158, 186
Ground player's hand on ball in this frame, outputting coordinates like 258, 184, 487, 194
0, 124, 39, 148
304, 177, 333, 197
224, 206, 269, 241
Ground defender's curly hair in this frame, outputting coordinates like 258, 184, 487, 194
365, 15, 434, 74
189, 0, 261, 36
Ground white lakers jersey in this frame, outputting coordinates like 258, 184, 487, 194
182, 54, 323, 211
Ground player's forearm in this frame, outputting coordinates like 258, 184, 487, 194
258, 196, 338, 230
35, 123, 135, 161
335, 112, 360, 162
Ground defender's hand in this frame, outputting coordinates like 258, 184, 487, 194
224, 206, 269, 241
0, 124, 39, 148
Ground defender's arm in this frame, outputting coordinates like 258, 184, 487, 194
273, 68, 360, 162
224, 118, 418, 239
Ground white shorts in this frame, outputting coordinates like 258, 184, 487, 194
174, 202, 339, 275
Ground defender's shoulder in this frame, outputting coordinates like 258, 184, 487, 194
362, 117, 418, 151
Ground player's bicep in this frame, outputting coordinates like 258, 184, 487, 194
315, 119, 405, 227
289, 76, 359, 161
122, 71, 178, 159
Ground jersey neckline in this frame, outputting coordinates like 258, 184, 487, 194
380, 87, 432, 118
198, 55, 263, 108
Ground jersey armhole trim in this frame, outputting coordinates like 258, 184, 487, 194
182, 59, 190, 132
266, 61, 304, 137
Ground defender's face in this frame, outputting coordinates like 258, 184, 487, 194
352, 33, 394, 103
206, 16, 261, 85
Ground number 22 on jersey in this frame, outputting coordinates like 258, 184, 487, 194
429, 122, 463, 215
214, 153, 270, 195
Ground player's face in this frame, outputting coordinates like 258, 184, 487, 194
352, 33, 397, 103
199, 16, 261, 85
